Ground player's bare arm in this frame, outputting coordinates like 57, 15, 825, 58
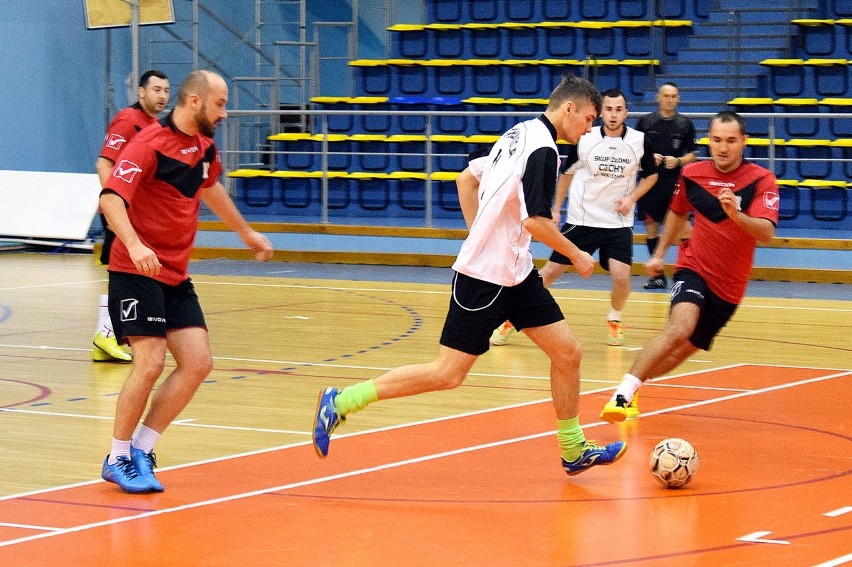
201, 181, 273, 260
616, 172, 658, 216
95, 157, 116, 188
717, 188, 776, 243
455, 167, 480, 229
523, 215, 595, 278
646, 209, 689, 277
99, 191, 161, 276
552, 173, 573, 225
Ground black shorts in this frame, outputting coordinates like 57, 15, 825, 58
99, 214, 116, 266
670, 269, 738, 351
549, 224, 633, 272
108, 271, 207, 342
440, 269, 565, 355
638, 182, 677, 223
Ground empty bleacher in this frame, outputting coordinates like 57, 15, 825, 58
229, 0, 851, 235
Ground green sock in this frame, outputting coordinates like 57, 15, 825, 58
557, 417, 586, 462
334, 379, 379, 416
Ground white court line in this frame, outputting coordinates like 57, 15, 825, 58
0, 408, 308, 436
0, 280, 106, 292
0, 367, 847, 549
812, 553, 852, 567
191, 280, 852, 313
0, 522, 62, 532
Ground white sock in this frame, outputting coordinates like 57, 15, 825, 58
108, 438, 131, 465
608, 309, 622, 322
612, 373, 643, 402
96, 294, 113, 337
131, 424, 161, 454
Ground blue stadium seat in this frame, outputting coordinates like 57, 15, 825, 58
786, 139, 834, 180
432, 135, 470, 172
542, 1, 572, 20
430, 96, 467, 135
349, 135, 391, 172
738, 138, 787, 178
618, 0, 648, 18
802, 180, 849, 222
234, 171, 275, 209
351, 173, 394, 214
391, 25, 428, 59
463, 98, 511, 135
775, 180, 800, 221
310, 96, 354, 133
431, 0, 464, 23
354, 98, 394, 134
841, 19, 852, 55
792, 20, 839, 57
351, 60, 392, 96
808, 59, 850, 97
470, 61, 505, 96
395, 62, 429, 96
469, 0, 499, 22
582, 22, 617, 57
821, 98, 852, 137
505, 60, 544, 97
433, 171, 463, 217
506, 1, 542, 22
540, 24, 578, 58
389, 96, 428, 133
387, 134, 427, 172
505, 24, 540, 59
270, 133, 315, 171
728, 98, 774, 137
832, 0, 852, 17
469, 24, 501, 58
773, 98, 822, 138
430, 63, 467, 97
831, 139, 852, 178
432, 26, 465, 59
390, 172, 428, 215
578, 0, 609, 19
761, 59, 807, 97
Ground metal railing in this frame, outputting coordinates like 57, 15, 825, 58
218, 108, 852, 227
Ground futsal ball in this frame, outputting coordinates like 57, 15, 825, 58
649, 438, 699, 488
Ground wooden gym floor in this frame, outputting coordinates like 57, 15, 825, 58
0, 252, 849, 566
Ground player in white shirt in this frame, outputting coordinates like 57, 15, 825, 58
490, 89, 658, 347
312, 75, 627, 477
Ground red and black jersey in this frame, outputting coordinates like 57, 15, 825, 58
103, 112, 222, 285
98, 103, 159, 164
670, 160, 780, 304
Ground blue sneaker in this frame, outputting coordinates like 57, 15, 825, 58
562, 440, 627, 476
130, 446, 165, 492
101, 455, 154, 493
312, 387, 344, 458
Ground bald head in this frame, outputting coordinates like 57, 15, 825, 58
173, 70, 229, 137
178, 70, 225, 106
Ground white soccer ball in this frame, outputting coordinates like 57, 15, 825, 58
649, 438, 699, 488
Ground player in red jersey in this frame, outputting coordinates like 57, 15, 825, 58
92, 70, 170, 363
600, 111, 780, 422
98, 70, 274, 493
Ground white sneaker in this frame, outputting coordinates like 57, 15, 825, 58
489, 321, 516, 346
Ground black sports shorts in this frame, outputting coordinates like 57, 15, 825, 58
638, 182, 677, 223
108, 271, 207, 342
670, 269, 738, 351
549, 224, 633, 272
439, 269, 565, 355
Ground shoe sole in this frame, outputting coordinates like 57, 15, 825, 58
92, 343, 133, 362
312, 389, 331, 458
564, 443, 628, 476
102, 472, 156, 494
600, 407, 628, 423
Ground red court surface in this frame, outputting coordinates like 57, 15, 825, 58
0, 364, 849, 566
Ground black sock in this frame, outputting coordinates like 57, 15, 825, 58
647, 237, 658, 257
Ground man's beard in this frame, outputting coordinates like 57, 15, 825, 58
196, 105, 218, 137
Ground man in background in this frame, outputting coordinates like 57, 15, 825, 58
635, 82, 697, 290
93, 69, 170, 362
